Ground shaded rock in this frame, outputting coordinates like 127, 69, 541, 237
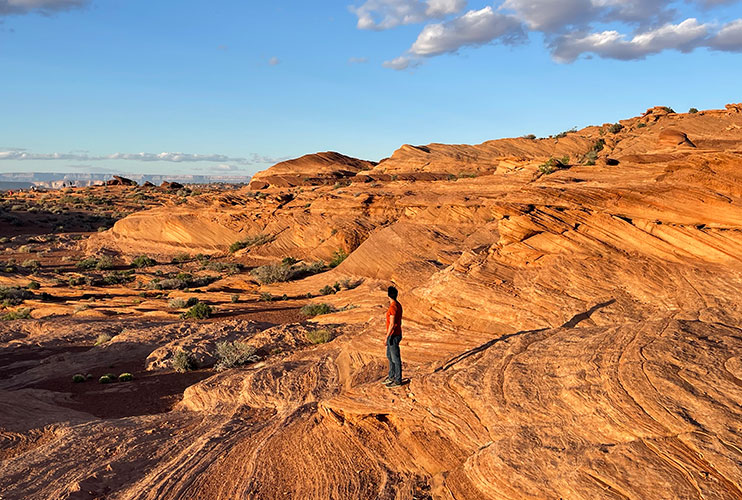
106, 175, 137, 186
160, 181, 185, 190
658, 129, 696, 148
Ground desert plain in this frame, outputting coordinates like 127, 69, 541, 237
1, 104, 742, 499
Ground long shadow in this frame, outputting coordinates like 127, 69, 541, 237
434, 299, 616, 373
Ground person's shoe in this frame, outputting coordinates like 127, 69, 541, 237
381, 377, 392, 385
385, 380, 402, 388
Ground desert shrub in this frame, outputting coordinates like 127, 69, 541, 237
68, 276, 85, 287
250, 264, 292, 284
99, 374, 116, 384
0, 286, 33, 305
301, 303, 334, 317
306, 328, 333, 345
77, 255, 114, 270
214, 341, 258, 371
661, 106, 675, 113
118, 372, 134, 382
538, 157, 563, 175
458, 172, 478, 178
171, 253, 191, 264
72, 374, 86, 383
230, 294, 240, 303
131, 255, 157, 268
168, 297, 187, 309
259, 292, 274, 302
555, 127, 577, 139
18, 245, 34, 253
521, 134, 536, 140
229, 234, 274, 253
182, 302, 212, 319
203, 260, 241, 274
149, 273, 218, 290
281, 257, 298, 266
319, 285, 336, 296
689, 107, 698, 114
26, 281, 40, 290
1, 308, 31, 320
22, 259, 41, 271
608, 123, 623, 134
172, 349, 197, 372
102, 271, 135, 286
95, 333, 112, 345
636, 122, 647, 128
74, 304, 90, 313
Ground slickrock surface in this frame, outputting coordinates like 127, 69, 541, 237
3, 106, 742, 499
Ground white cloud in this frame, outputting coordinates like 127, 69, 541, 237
0, 150, 285, 166
374, 0, 742, 67
268, 56, 280, 66
551, 18, 710, 62
351, 0, 466, 30
382, 56, 415, 69
0, 0, 88, 16
348, 56, 369, 63
410, 6, 524, 57
708, 19, 742, 51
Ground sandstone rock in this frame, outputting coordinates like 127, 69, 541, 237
105, 175, 137, 186
658, 129, 696, 148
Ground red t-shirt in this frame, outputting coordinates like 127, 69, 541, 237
386, 301, 403, 337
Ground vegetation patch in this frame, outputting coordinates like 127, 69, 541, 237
329, 249, 348, 268
72, 374, 86, 383
1, 308, 32, 321
94, 333, 112, 345
229, 234, 275, 253
0, 286, 33, 306
306, 328, 333, 344
118, 372, 134, 382
77, 255, 114, 270
214, 341, 258, 371
172, 349, 197, 373
182, 302, 212, 319
99, 374, 116, 384
301, 303, 335, 317
131, 255, 157, 268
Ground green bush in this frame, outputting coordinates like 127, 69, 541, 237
22, 259, 41, 271
319, 285, 336, 296
689, 107, 698, 114
230, 294, 240, 303
0, 286, 33, 305
99, 374, 116, 384
131, 255, 157, 268
521, 134, 536, 140
72, 374, 86, 383
538, 157, 564, 175
281, 257, 298, 266
636, 122, 647, 128
171, 253, 191, 264
661, 106, 675, 113
77, 255, 114, 270
229, 234, 274, 253
306, 328, 333, 344
182, 302, 212, 319
2, 308, 31, 320
608, 123, 623, 134
259, 292, 274, 302
94, 333, 112, 345
172, 349, 197, 373
329, 249, 348, 268
214, 341, 258, 371
168, 297, 186, 309
118, 372, 134, 382
250, 264, 292, 284
301, 303, 334, 317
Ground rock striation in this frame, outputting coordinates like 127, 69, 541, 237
4, 105, 742, 499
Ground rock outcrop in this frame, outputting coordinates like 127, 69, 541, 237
249, 151, 376, 189
5, 105, 742, 499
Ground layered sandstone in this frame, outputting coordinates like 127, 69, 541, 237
3, 105, 742, 499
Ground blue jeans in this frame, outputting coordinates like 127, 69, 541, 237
386, 335, 402, 383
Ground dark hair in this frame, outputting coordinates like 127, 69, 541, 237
387, 286, 398, 300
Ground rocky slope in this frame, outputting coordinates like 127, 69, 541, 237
3, 105, 742, 499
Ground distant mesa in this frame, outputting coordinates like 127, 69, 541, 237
249, 151, 377, 189
106, 175, 137, 186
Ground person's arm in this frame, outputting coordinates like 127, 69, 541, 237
386, 315, 395, 337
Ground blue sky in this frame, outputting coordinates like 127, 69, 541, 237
1, 0, 741, 176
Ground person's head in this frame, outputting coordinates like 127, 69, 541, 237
387, 285, 398, 302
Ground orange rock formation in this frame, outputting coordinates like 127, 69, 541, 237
3, 105, 742, 499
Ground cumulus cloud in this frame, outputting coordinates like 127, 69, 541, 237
0, 0, 89, 16
551, 18, 710, 62
351, 0, 466, 30
708, 19, 742, 51
410, 6, 524, 56
375, 0, 742, 67
0, 150, 284, 166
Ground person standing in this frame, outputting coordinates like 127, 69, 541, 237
383, 286, 403, 387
